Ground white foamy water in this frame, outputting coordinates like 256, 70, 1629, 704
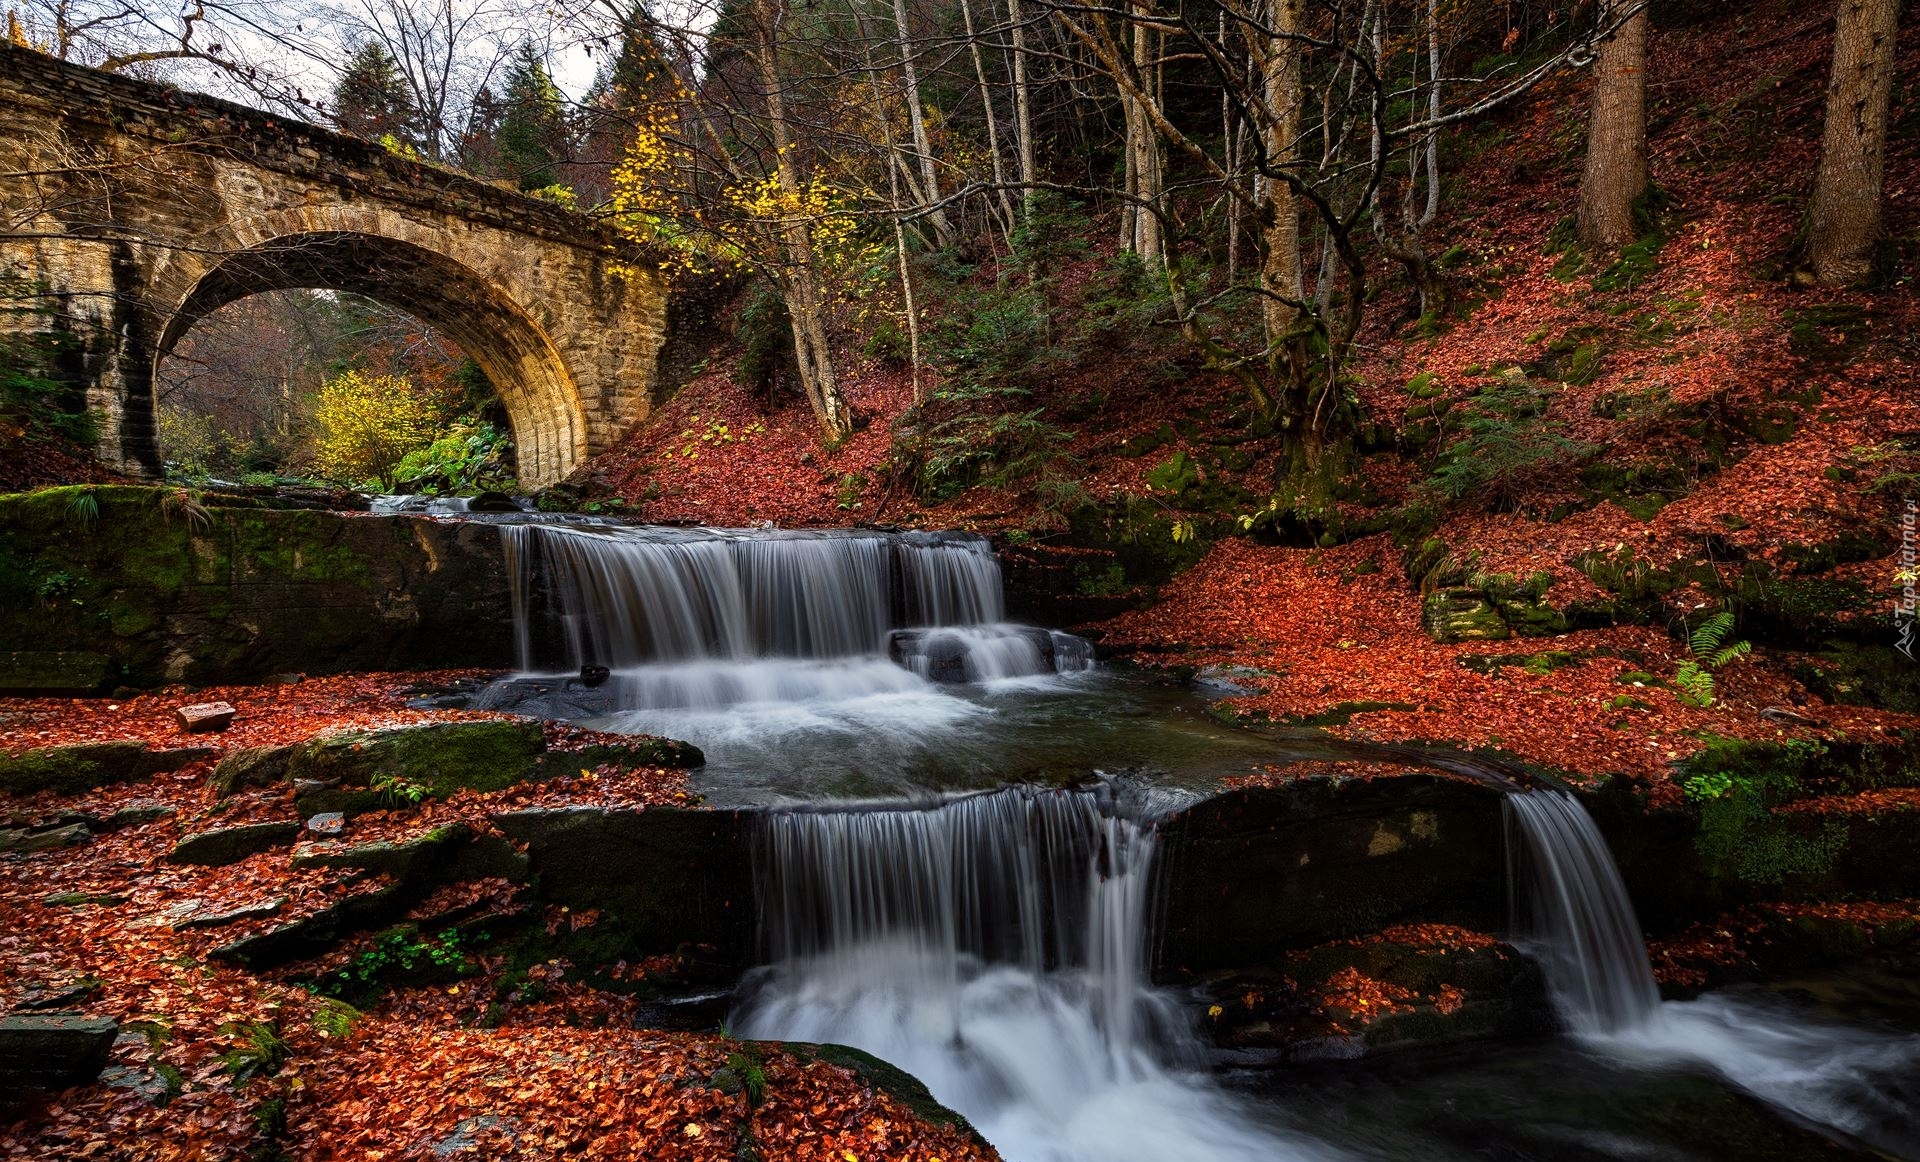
732, 788, 1342, 1162
1509, 788, 1920, 1155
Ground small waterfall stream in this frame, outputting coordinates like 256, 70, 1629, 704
733, 786, 1337, 1162
1507, 788, 1920, 1155
485, 523, 1096, 790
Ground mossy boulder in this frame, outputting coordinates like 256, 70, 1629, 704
781, 1042, 988, 1150
1157, 778, 1508, 971
289, 826, 528, 884
1422, 590, 1510, 642
0, 739, 208, 796
536, 738, 705, 777
209, 744, 297, 798
287, 720, 547, 800
0, 486, 514, 687
491, 806, 752, 967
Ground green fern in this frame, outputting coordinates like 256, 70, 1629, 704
1673, 610, 1751, 708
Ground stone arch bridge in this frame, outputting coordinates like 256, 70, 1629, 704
0, 44, 670, 488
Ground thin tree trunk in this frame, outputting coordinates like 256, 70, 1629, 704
1009, 0, 1036, 214
1262, 0, 1307, 392
892, 0, 955, 248
753, 0, 852, 441
1116, 14, 1164, 262
1577, 0, 1648, 251
1809, 0, 1903, 285
960, 0, 1018, 235
858, 11, 930, 403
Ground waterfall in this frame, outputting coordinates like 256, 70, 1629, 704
1504, 788, 1660, 1035
734, 787, 1336, 1162
1507, 788, 1920, 1154
495, 522, 1092, 701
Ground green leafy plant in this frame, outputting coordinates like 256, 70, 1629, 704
393, 421, 514, 495
1673, 610, 1752, 708
322, 926, 473, 998
369, 772, 427, 809
65, 487, 99, 530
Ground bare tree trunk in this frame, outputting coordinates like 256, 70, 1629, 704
1261, 0, 1306, 391
754, 0, 852, 441
858, 12, 930, 403
1809, 0, 1904, 285
1008, 0, 1036, 214
892, 0, 955, 248
1577, 0, 1648, 251
959, 0, 1017, 235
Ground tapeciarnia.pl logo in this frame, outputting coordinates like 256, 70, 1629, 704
1899, 500, 1917, 662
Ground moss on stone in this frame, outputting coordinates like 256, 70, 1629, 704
287, 720, 547, 799
0, 739, 163, 795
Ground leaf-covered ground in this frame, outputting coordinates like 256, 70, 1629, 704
1091, 535, 1919, 789
0, 676, 994, 1160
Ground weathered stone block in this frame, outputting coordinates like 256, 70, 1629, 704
0, 740, 207, 796
167, 820, 302, 866
209, 744, 296, 797
174, 701, 236, 733
1422, 589, 1511, 643
0, 1013, 118, 1097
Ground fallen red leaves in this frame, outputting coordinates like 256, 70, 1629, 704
0, 671, 504, 758
1093, 536, 1918, 784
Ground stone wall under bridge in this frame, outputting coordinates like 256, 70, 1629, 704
0, 44, 670, 489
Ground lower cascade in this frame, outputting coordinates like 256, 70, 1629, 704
731, 786, 1336, 1162
1508, 788, 1920, 1156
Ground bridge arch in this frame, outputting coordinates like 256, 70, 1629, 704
0, 44, 670, 491
153, 227, 589, 487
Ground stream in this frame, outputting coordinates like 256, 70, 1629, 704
477, 518, 1920, 1162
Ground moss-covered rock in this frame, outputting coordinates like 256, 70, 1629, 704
783, 1042, 988, 1149
1422, 589, 1510, 642
535, 738, 705, 777
0, 739, 209, 796
289, 827, 529, 884
0, 486, 514, 686
209, 744, 297, 798
0, 651, 110, 694
287, 720, 547, 800
1158, 778, 1508, 971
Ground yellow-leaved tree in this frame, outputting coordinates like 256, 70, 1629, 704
310, 369, 438, 490
604, 0, 863, 443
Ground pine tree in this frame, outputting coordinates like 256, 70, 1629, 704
497, 43, 570, 192
333, 43, 420, 149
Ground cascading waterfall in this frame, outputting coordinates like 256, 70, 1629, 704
1503, 788, 1660, 1035
1507, 788, 1920, 1154
493, 522, 1092, 709
733, 787, 1337, 1162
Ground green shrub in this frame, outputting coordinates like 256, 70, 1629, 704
1423, 375, 1596, 511
736, 283, 798, 399
392, 421, 514, 495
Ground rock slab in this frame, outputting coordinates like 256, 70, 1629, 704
0, 1013, 119, 1098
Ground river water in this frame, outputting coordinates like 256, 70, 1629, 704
481, 519, 1920, 1162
